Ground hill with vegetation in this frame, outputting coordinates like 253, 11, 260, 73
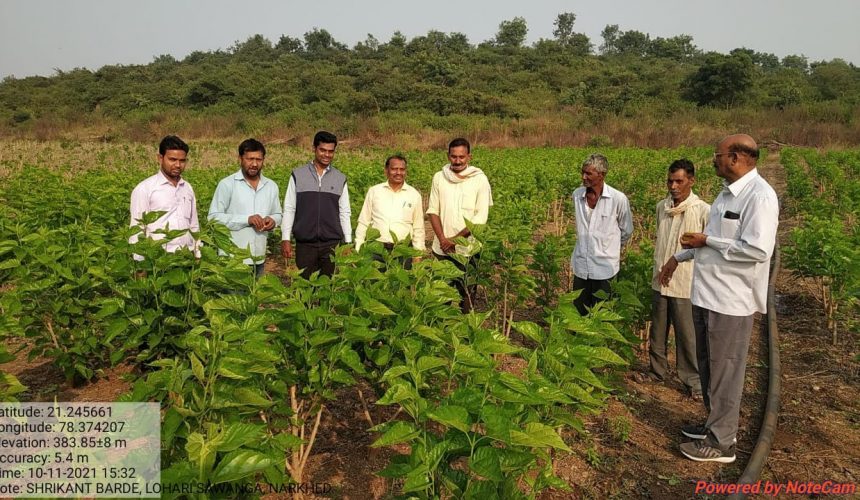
2, 13, 859, 146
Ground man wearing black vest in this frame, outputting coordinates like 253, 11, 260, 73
280, 131, 352, 279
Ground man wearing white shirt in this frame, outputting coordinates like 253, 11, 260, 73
280, 131, 352, 279
129, 135, 199, 259
208, 139, 282, 278
355, 155, 425, 269
661, 134, 779, 463
570, 153, 633, 316
427, 138, 493, 312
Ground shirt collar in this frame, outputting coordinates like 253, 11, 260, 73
308, 162, 331, 175
579, 183, 612, 199
382, 181, 412, 192
232, 170, 269, 187
156, 169, 185, 187
726, 168, 759, 196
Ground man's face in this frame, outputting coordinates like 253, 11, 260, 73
712, 142, 733, 180
447, 146, 471, 172
313, 142, 336, 168
581, 166, 604, 189
159, 149, 188, 182
240, 150, 265, 179
667, 169, 695, 203
385, 159, 407, 186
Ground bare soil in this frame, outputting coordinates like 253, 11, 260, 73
3, 149, 858, 499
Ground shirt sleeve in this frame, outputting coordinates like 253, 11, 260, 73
189, 188, 201, 258
469, 176, 492, 225
339, 182, 352, 243
618, 194, 633, 246
426, 175, 440, 216
267, 183, 282, 227
674, 248, 695, 262
412, 190, 426, 251
281, 176, 296, 241
129, 182, 148, 245
354, 187, 373, 250
705, 193, 778, 263
207, 180, 249, 230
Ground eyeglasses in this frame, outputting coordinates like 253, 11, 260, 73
712, 152, 735, 160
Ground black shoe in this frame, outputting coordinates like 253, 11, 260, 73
680, 437, 736, 463
681, 424, 708, 440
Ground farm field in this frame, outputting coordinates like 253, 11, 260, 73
0, 141, 857, 498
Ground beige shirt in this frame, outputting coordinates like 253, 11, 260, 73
651, 193, 710, 298
426, 165, 493, 256
355, 182, 425, 251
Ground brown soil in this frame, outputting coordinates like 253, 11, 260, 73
3, 149, 858, 499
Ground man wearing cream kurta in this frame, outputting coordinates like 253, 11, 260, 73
642, 159, 710, 399
355, 155, 425, 268
426, 138, 493, 312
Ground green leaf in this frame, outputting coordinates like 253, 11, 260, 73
329, 368, 355, 385
569, 345, 628, 366
510, 423, 571, 451
210, 449, 273, 484
185, 432, 216, 478
380, 365, 410, 382
213, 423, 264, 452
469, 446, 504, 482
371, 421, 420, 447
427, 404, 472, 433
233, 387, 273, 407
339, 347, 366, 374
464, 479, 499, 500
416, 355, 448, 373
364, 299, 395, 316
512, 320, 544, 343
189, 353, 205, 383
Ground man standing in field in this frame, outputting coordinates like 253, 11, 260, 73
570, 153, 633, 315
129, 135, 199, 257
427, 138, 493, 312
661, 134, 778, 463
280, 131, 352, 279
208, 138, 282, 278
354, 154, 425, 269
638, 159, 709, 401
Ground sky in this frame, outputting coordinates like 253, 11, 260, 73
1, 0, 859, 79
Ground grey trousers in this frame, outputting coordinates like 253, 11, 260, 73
693, 306, 754, 449
648, 291, 701, 394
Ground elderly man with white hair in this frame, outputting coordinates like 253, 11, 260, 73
570, 153, 633, 315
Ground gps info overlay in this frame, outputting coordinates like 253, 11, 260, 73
0, 403, 160, 498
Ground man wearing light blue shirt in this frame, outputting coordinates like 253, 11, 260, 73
571, 153, 633, 315
208, 138, 282, 278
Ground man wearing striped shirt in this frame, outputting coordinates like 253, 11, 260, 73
354, 155, 425, 268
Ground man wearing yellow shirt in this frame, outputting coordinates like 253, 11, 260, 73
427, 138, 493, 312
639, 159, 710, 400
354, 155, 425, 268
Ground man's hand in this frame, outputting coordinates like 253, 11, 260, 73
439, 237, 456, 254
658, 256, 679, 286
281, 240, 293, 259
248, 214, 265, 231
261, 216, 276, 231
680, 232, 707, 249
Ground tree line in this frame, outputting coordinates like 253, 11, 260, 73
1, 13, 858, 143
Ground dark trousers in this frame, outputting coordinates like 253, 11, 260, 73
572, 275, 614, 315
693, 306, 754, 449
373, 243, 413, 270
253, 262, 265, 280
295, 241, 339, 280
649, 291, 701, 394
434, 252, 477, 312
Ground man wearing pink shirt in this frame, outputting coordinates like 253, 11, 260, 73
129, 135, 200, 257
